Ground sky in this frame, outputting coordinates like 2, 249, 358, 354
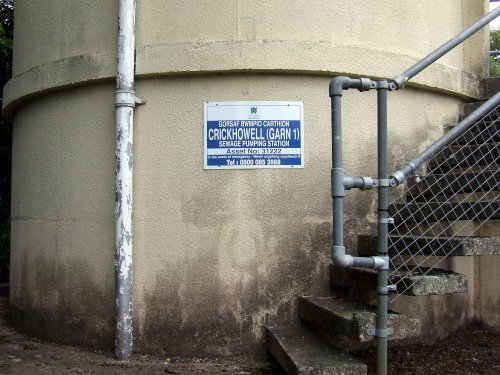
491, 2, 500, 29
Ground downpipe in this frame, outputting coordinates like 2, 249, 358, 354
115, 0, 138, 361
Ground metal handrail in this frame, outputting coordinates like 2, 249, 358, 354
390, 91, 500, 186
328, 7, 500, 375
391, 7, 500, 90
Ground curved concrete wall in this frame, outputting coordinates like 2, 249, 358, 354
5, 0, 489, 357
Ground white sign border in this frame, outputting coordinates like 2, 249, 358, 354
203, 101, 304, 170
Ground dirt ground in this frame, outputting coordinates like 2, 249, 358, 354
0, 295, 499, 374
353, 323, 500, 375
0, 297, 275, 375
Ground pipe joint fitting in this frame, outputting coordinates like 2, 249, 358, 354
344, 176, 375, 191
329, 76, 364, 97
375, 80, 390, 90
371, 256, 389, 270
390, 75, 408, 90
331, 168, 345, 197
331, 246, 354, 268
389, 171, 406, 187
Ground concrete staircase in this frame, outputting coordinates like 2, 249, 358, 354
264, 78, 500, 374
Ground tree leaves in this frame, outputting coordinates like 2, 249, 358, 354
490, 29, 500, 77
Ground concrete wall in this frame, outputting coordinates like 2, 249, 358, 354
4, 0, 494, 357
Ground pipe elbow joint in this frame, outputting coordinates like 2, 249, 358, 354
390, 75, 408, 90
331, 246, 354, 268
330, 77, 374, 96
329, 76, 352, 97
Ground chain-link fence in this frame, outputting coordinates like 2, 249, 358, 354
387, 104, 500, 300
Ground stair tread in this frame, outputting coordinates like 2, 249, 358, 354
330, 264, 468, 296
265, 326, 367, 375
407, 170, 500, 198
427, 143, 499, 172
299, 296, 420, 342
389, 201, 500, 224
358, 235, 500, 256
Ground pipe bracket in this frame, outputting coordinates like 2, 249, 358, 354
378, 217, 394, 225
115, 90, 139, 108
367, 327, 394, 337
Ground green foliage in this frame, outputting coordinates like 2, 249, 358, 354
0, 0, 14, 282
490, 29, 500, 77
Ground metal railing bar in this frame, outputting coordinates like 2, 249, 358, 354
391, 7, 500, 89
390, 91, 500, 186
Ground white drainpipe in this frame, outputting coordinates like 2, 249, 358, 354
115, 0, 141, 360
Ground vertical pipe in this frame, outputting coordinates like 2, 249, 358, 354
376, 83, 389, 375
331, 95, 344, 252
115, 0, 136, 361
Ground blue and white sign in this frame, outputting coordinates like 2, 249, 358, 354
204, 101, 304, 169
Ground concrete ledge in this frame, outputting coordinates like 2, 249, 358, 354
3, 40, 482, 122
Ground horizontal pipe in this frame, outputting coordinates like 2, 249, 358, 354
490, 50, 500, 56
390, 90, 500, 186
392, 7, 500, 89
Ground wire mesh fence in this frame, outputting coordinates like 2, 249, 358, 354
387, 104, 500, 300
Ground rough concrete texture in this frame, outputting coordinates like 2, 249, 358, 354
479, 255, 500, 329
4, 0, 494, 359
9, 84, 116, 350
3, 0, 488, 118
358, 235, 500, 257
298, 296, 421, 343
397, 269, 469, 296
265, 326, 366, 375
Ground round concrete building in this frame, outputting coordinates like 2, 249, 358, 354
3, 0, 494, 359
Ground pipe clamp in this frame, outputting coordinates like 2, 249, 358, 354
115, 90, 144, 108
374, 179, 390, 187
367, 327, 394, 337
378, 218, 394, 225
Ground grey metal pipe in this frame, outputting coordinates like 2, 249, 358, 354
490, 50, 500, 57
391, 7, 500, 89
329, 77, 386, 271
376, 83, 390, 375
115, 0, 136, 361
391, 90, 500, 186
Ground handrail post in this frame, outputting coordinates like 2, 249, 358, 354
376, 81, 390, 375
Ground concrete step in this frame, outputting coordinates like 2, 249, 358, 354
389, 201, 500, 224
329, 264, 468, 297
445, 120, 500, 145
358, 235, 500, 257
298, 296, 420, 344
265, 326, 367, 375
427, 143, 499, 172
406, 170, 500, 199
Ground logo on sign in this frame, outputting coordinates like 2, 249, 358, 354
250, 107, 257, 114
